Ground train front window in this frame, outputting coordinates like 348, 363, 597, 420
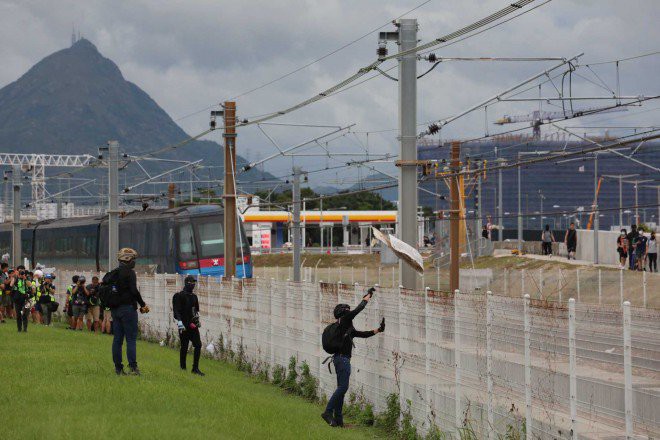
196, 221, 224, 258
178, 223, 197, 260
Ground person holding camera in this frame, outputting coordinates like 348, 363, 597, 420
11, 269, 30, 332
172, 275, 204, 376
65, 275, 79, 329
85, 276, 101, 332
38, 274, 57, 326
71, 275, 89, 331
321, 287, 385, 428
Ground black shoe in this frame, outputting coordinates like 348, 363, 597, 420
191, 368, 205, 376
128, 367, 141, 376
115, 368, 127, 376
333, 420, 344, 428
181, 366, 187, 371
321, 412, 334, 426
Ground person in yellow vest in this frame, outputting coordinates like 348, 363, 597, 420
30, 270, 44, 324
11, 269, 30, 332
65, 276, 78, 330
39, 274, 57, 326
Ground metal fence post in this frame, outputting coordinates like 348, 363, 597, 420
318, 280, 323, 381
558, 269, 563, 303
436, 265, 440, 291
576, 269, 580, 302
539, 268, 544, 298
521, 269, 525, 296
378, 266, 382, 286
339, 266, 342, 283
454, 289, 462, 434
504, 268, 509, 296
486, 290, 494, 440
392, 266, 395, 288
642, 270, 647, 308
598, 269, 602, 305
425, 287, 432, 426
364, 266, 367, 288
270, 279, 276, 369
619, 269, 624, 305
524, 293, 532, 439
623, 300, 633, 438
351, 266, 354, 285
398, 284, 405, 426
568, 298, 577, 439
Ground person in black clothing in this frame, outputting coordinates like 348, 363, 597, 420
172, 275, 204, 376
627, 225, 639, 270
321, 288, 385, 427
12, 270, 31, 332
564, 222, 577, 260
106, 248, 150, 376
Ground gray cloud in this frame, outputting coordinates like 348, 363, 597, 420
1, 0, 659, 181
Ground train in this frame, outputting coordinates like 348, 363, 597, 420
0, 205, 253, 278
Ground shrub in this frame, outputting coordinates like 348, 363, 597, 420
298, 361, 318, 401
375, 393, 400, 434
283, 356, 301, 395
272, 364, 286, 386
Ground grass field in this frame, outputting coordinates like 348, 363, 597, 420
0, 322, 377, 440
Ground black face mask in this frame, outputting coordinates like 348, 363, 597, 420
122, 260, 136, 269
184, 284, 195, 293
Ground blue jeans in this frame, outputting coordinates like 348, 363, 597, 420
629, 251, 636, 269
111, 305, 138, 369
325, 355, 351, 424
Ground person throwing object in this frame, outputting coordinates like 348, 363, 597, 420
321, 287, 384, 427
172, 275, 204, 376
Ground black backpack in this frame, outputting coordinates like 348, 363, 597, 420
322, 321, 349, 355
99, 268, 121, 309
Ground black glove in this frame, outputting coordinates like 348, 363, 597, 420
378, 318, 385, 333
364, 287, 375, 300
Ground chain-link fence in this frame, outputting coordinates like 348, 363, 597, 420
254, 266, 660, 308
53, 271, 659, 438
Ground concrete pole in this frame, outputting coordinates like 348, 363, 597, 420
12, 166, 21, 267
3, 172, 11, 223
450, 142, 460, 293
108, 141, 119, 271
498, 156, 503, 242
189, 166, 194, 203
619, 176, 623, 228
518, 153, 523, 252
292, 167, 302, 282
319, 195, 324, 253
593, 154, 599, 264
223, 101, 237, 278
302, 198, 306, 250
477, 167, 482, 257
634, 180, 639, 225
56, 193, 62, 219
397, 18, 418, 290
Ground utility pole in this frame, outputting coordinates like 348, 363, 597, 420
496, 151, 503, 242
292, 166, 302, 282
12, 166, 21, 267
3, 170, 11, 223
223, 101, 237, 279
397, 18, 418, 290
517, 155, 523, 253
449, 141, 460, 293
189, 165, 194, 203
593, 154, 599, 264
108, 141, 119, 271
320, 195, 324, 253
538, 190, 544, 231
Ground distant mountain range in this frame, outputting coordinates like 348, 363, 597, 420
0, 38, 274, 196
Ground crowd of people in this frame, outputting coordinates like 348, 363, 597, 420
617, 225, 657, 272
0, 263, 117, 333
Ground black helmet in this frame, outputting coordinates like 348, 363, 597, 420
334, 304, 350, 319
184, 275, 197, 286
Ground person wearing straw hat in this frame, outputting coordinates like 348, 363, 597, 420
104, 247, 150, 376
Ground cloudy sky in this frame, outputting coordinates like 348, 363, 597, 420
1, 0, 659, 185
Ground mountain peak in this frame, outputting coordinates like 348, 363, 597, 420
70, 37, 98, 52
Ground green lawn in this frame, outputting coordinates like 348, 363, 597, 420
0, 322, 377, 440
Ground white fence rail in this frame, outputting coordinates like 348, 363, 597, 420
54, 272, 660, 439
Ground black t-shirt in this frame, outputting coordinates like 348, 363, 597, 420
87, 283, 100, 306
336, 300, 375, 358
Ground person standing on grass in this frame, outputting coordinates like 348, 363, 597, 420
617, 229, 628, 269
648, 231, 657, 272
564, 222, 577, 260
541, 224, 555, 256
65, 275, 78, 329
39, 274, 56, 326
11, 270, 30, 332
0, 263, 10, 322
70, 276, 88, 330
172, 275, 204, 376
105, 248, 149, 376
85, 276, 101, 332
321, 287, 385, 428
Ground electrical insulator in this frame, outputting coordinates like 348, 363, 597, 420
428, 53, 437, 63
377, 42, 388, 60
427, 123, 439, 135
